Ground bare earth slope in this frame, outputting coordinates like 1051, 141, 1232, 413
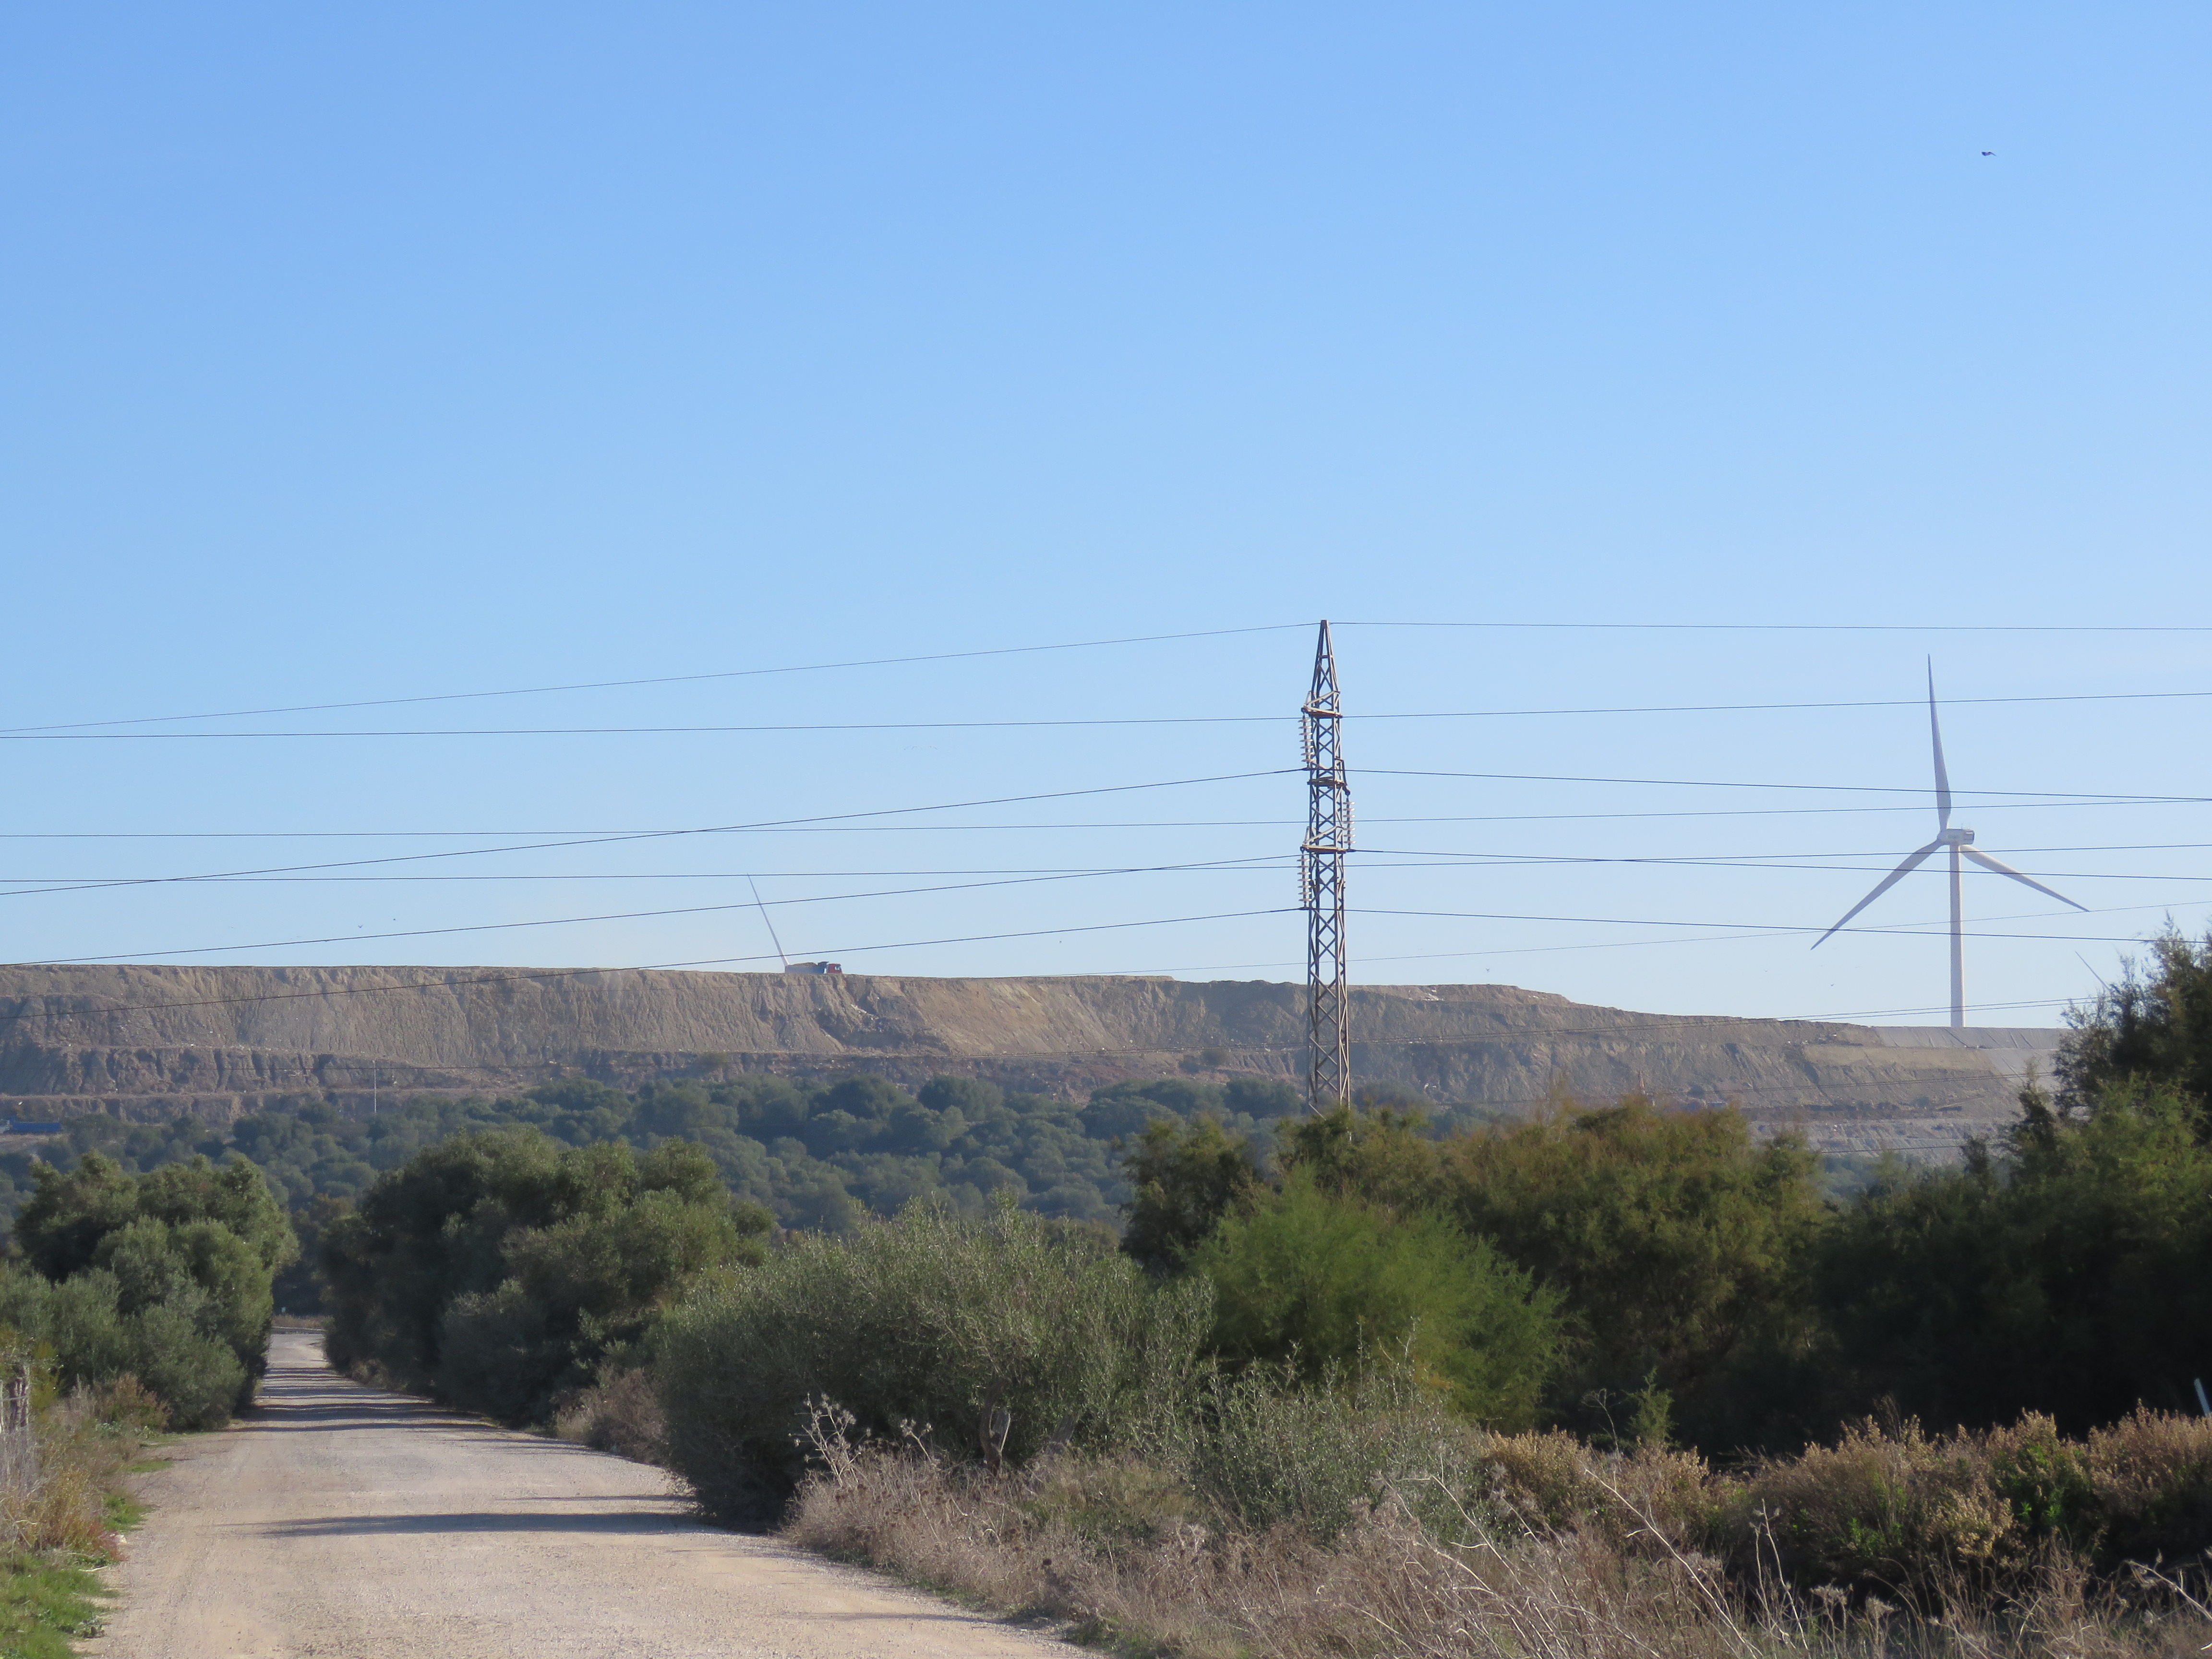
85, 1331, 1074, 1659
0, 963, 2059, 1157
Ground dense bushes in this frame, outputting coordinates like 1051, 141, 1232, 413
1140, 1055, 2212, 1457
654, 1200, 1209, 1523
1782, 933, 2212, 1439
1815, 1087, 2212, 1433
1131, 1096, 1830, 1450
1443, 1099, 1828, 1445
0, 1154, 295, 1428
322, 1128, 769, 1423
1192, 1170, 1561, 1427
1118, 1114, 1269, 1273
2056, 927, 2212, 1118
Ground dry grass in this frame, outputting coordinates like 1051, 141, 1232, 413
781, 1412, 2212, 1659
0, 1370, 168, 1657
0, 1374, 168, 1563
1731, 1410, 2212, 1601
554, 1368, 668, 1465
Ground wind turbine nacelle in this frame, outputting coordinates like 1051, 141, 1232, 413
1938, 828, 1975, 847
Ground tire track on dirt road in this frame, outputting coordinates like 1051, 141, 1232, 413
84, 1330, 1077, 1659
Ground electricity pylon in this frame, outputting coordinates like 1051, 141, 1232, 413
1301, 620, 1352, 1109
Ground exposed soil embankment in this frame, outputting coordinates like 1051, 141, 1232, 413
0, 964, 2054, 1154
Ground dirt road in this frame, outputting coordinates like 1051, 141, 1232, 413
85, 1331, 1075, 1659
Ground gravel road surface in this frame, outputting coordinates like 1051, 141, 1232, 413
85, 1330, 1076, 1659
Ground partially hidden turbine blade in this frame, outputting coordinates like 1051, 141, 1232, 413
1960, 846, 2090, 913
1812, 838, 1943, 948
1927, 659, 1952, 829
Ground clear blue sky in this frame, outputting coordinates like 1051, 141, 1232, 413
2, 2, 2206, 1028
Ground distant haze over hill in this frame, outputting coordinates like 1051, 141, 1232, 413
0, 965, 2056, 1160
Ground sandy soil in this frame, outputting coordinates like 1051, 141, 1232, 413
83, 1331, 1077, 1659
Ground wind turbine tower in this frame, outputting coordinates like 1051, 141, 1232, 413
1814, 662, 2087, 1028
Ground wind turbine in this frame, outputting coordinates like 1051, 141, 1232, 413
1813, 662, 2087, 1029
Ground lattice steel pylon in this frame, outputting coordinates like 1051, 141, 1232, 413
1301, 620, 1352, 1111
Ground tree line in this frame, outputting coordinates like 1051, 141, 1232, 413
7, 927, 2212, 1475
306, 931, 2212, 1470
0, 1071, 1317, 1254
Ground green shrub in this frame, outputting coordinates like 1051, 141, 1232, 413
115, 1297, 249, 1431
1818, 1087, 2212, 1434
1443, 1099, 1827, 1448
0, 1264, 246, 1431
11, 1155, 139, 1280
1118, 1114, 1267, 1273
653, 1198, 1211, 1524
435, 1281, 556, 1425
323, 1129, 764, 1423
1188, 1358, 1489, 1541
2057, 926, 2212, 1120
1191, 1169, 1562, 1428
0, 1154, 290, 1427
134, 1157, 300, 1277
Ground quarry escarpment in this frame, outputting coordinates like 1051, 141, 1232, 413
0, 963, 2056, 1158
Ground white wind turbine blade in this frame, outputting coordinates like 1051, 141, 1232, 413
1960, 846, 2090, 913
1812, 839, 1944, 948
1927, 659, 1952, 829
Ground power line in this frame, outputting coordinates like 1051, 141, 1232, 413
19, 857, 1292, 964
18, 864, 2200, 976
0, 720, 1292, 740
0, 830, 2194, 876
14, 617, 2209, 739
1343, 620, 2212, 634
11, 684, 2212, 740
0, 769, 1296, 903
1108, 928, 2107, 1002
1363, 688, 2212, 720
0, 862, 1293, 885
1357, 801, 2212, 827
0, 932, 2087, 1053
0, 908, 1301, 1030
11, 848, 2210, 888
1382, 838, 2212, 857
0, 830, 704, 840
1354, 901, 2198, 945
10, 799, 2212, 844
1355, 914, 2150, 965
1766, 996, 2072, 1021
1354, 850, 2212, 884
0, 624, 1309, 736
1365, 767, 2206, 805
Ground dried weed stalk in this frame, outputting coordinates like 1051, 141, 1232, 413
782, 1407, 2212, 1659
